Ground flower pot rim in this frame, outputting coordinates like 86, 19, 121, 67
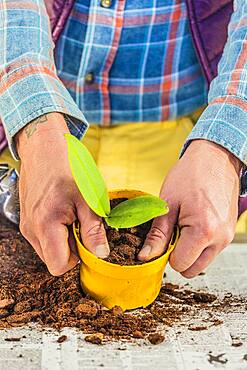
73, 188, 179, 274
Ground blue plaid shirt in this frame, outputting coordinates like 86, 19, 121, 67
55, 0, 207, 124
0, 0, 246, 176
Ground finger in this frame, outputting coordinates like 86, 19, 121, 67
181, 245, 221, 278
138, 205, 178, 261
39, 222, 79, 276
169, 227, 208, 272
19, 222, 45, 262
30, 237, 45, 263
68, 224, 79, 257
77, 205, 110, 258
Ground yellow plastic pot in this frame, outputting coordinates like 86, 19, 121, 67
73, 189, 179, 311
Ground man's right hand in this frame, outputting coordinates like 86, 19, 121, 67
16, 112, 110, 276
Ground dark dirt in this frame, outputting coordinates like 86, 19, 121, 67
85, 333, 104, 345
4, 337, 21, 342
147, 333, 165, 345
104, 198, 152, 265
207, 353, 228, 365
57, 335, 67, 343
231, 335, 243, 347
1, 216, 247, 345
188, 326, 208, 331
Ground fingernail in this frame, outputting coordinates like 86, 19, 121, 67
95, 244, 109, 258
138, 245, 152, 260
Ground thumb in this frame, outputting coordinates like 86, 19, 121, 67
77, 202, 110, 258
138, 201, 178, 261
40, 222, 79, 276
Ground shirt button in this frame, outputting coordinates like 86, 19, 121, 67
100, 0, 112, 8
85, 72, 94, 84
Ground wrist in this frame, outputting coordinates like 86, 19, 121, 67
187, 140, 243, 176
16, 112, 69, 159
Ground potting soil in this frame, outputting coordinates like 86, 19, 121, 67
1, 217, 246, 345
104, 198, 153, 265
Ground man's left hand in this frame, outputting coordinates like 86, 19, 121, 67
138, 140, 241, 278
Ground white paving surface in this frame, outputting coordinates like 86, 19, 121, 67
1, 243, 247, 370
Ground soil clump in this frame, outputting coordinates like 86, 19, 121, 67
104, 198, 152, 265
57, 335, 68, 343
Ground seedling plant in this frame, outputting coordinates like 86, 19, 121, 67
65, 134, 169, 229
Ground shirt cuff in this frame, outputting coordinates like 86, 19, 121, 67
181, 95, 247, 195
0, 65, 89, 159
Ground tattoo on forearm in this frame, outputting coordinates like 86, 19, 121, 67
25, 115, 48, 138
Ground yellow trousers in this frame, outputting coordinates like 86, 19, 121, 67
1, 113, 246, 233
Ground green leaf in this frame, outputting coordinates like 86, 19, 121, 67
65, 133, 110, 217
105, 195, 169, 228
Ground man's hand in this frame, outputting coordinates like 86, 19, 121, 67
138, 140, 241, 278
16, 113, 109, 276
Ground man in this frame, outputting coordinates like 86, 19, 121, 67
0, 0, 246, 278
